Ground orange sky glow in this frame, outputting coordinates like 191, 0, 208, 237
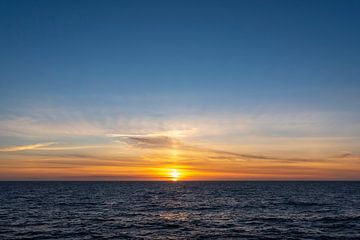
1, 122, 359, 180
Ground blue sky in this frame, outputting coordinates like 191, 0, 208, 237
2, 0, 360, 105
0, 0, 360, 180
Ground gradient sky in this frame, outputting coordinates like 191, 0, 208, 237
1, 0, 360, 180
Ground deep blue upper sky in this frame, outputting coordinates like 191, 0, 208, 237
1, 0, 360, 113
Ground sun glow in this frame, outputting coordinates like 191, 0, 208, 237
170, 169, 180, 181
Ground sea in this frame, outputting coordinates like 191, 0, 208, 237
0, 181, 359, 239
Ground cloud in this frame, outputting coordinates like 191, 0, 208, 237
107, 129, 196, 138
0, 142, 56, 152
337, 151, 352, 158
197, 149, 320, 163
0, 117, 106, 137
108, 131, 186, 149
109, 132, 321, 163
0, 106, 199, 139
121, 136, 181, 149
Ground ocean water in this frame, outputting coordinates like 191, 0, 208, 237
0, 182, 359, 239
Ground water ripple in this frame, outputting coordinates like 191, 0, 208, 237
0, 181, 359, 239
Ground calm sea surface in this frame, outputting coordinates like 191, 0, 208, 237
0, 181, 359, 239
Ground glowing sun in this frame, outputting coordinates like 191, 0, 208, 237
170, 169, 180, 181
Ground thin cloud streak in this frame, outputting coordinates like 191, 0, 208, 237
110, 134, 326, 163
0, 142, 56, 152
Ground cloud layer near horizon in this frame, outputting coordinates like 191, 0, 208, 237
0, 105, 359, 180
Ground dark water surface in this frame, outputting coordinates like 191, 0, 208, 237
0, 181, 359, 239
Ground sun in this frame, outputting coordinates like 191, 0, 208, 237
170, 169, 180, 181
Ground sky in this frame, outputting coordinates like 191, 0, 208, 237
1, 0, 360, 180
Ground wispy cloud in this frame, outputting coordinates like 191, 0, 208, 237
107, 129, 196, 138
123, 136, 180, 149
109, 132, 323, 163
0, 142, 56, 152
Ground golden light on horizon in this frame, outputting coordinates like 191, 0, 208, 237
170, 169, 180, 181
